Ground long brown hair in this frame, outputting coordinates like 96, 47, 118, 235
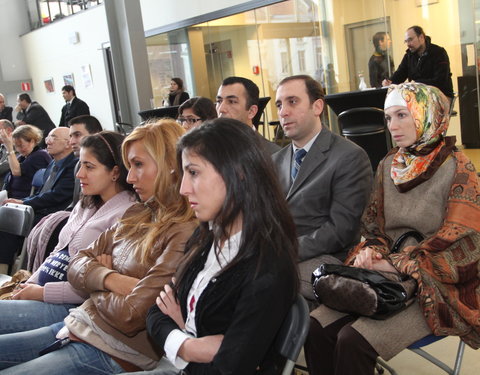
116, 119, 196, 263
174, 118, 299, 297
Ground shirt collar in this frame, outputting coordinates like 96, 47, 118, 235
292, 131, 320, 154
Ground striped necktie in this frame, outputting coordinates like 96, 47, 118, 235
291, 148, 307, 181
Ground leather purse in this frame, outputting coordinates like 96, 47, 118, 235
311, 231, 423, 320
311, 264, 417, 319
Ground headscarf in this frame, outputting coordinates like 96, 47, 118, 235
384, 82, 456, 192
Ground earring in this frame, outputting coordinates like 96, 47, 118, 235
112, 177, 117, 181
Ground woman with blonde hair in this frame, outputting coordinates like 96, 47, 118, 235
0, 124, 51, 198
0, 119, 197, 374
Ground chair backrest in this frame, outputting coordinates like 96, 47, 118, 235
275, 294, 310, 375
337, 107, 386, 135
30, 168, 46, 196
337, 107, 392, 172
0, 203, 35, 237
252, 97, 271, 128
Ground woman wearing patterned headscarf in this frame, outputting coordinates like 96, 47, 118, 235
305, 82, 480, 375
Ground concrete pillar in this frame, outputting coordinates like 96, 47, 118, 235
104, 0, 152, 125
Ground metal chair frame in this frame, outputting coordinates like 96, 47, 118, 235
376, 336, 465, 375
275, 294, 310, 375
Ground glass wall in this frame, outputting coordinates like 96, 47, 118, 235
27, 0, 103, 30
146, 0, 474, 144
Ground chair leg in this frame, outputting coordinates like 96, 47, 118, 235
452, 340, 465, 375
376, 358, 398, 375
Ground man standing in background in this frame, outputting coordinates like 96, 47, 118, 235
15, 93, 56, 147
58, 85, 90, 127
383, 25, 453, 99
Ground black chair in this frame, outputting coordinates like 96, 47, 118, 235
138, 106, 180, 122
275, 294, 310, 375
337, 107, 392, 172
252, 97, 271, 129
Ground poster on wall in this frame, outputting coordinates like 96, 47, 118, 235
63, 73, 75, 87
81, 65, 93, 88
44, 78, 54, 93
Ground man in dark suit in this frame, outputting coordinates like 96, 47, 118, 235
272, 75, 373, 300
216, 76, 280, 155
15, 93, 55, 147
58, 85, 90, 127
0, 93, 13, 121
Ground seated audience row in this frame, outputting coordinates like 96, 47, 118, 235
0, 131, 136, 333
0, 77, 477, 375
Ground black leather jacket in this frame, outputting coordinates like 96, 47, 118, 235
390, 36, 454, 98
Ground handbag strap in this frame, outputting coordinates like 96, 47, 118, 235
391, 230, 425, 254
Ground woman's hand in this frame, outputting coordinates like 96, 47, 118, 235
96, 254, 113, 269
178, 335, 224, 363
11, 283, 44, 301
156, 280, 185, 329
353, 247, 399, 274
353, 247, 382, 270
3, 199, 23, 205
0, 129, 13, 152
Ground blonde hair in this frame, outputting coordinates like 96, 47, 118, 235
12, 125, 43, 145
116, 119, 196, 263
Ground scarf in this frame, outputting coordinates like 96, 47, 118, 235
385, 83, 454, 192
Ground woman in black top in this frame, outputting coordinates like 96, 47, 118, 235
147, 118, 299, 374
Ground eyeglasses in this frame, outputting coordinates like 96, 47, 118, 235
404, 36, 417, 44
177, 117, 203, 125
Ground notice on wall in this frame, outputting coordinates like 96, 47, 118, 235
81, 65, 93, 89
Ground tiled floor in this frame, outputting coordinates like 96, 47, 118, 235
462, 148, 480, 170
295, 336, 480, 374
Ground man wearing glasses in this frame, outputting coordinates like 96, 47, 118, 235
382, 25, 453, 99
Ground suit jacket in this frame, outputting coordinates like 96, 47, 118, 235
257, 132, 280, 155
58, 96, 90, 127
16, 101, 56, 138
0, 106, 13, 121
272, 127, 373, 261
22, 152, 78, 221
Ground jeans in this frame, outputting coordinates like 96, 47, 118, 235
128, 358, 181, 375
0, 300, 76, 334
0, 322, 125, 374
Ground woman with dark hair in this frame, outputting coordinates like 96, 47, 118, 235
168, 78, 190, 106
0, 124, 51, 198
177, 97, 217, 131
147, 118, 299, 374
0, 120, 197, 374
0, 130, 136, 333
305, 83, 480, 375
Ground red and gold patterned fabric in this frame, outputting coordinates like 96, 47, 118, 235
347, 151, 480, 348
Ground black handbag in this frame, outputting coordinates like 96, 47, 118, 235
311, 231, 423, 320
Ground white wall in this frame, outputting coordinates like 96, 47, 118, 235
140, 0, 252, 31
20, 5, 114, 129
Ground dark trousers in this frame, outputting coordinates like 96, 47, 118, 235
304, 316, 378, 375
0, 231, 24, 270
